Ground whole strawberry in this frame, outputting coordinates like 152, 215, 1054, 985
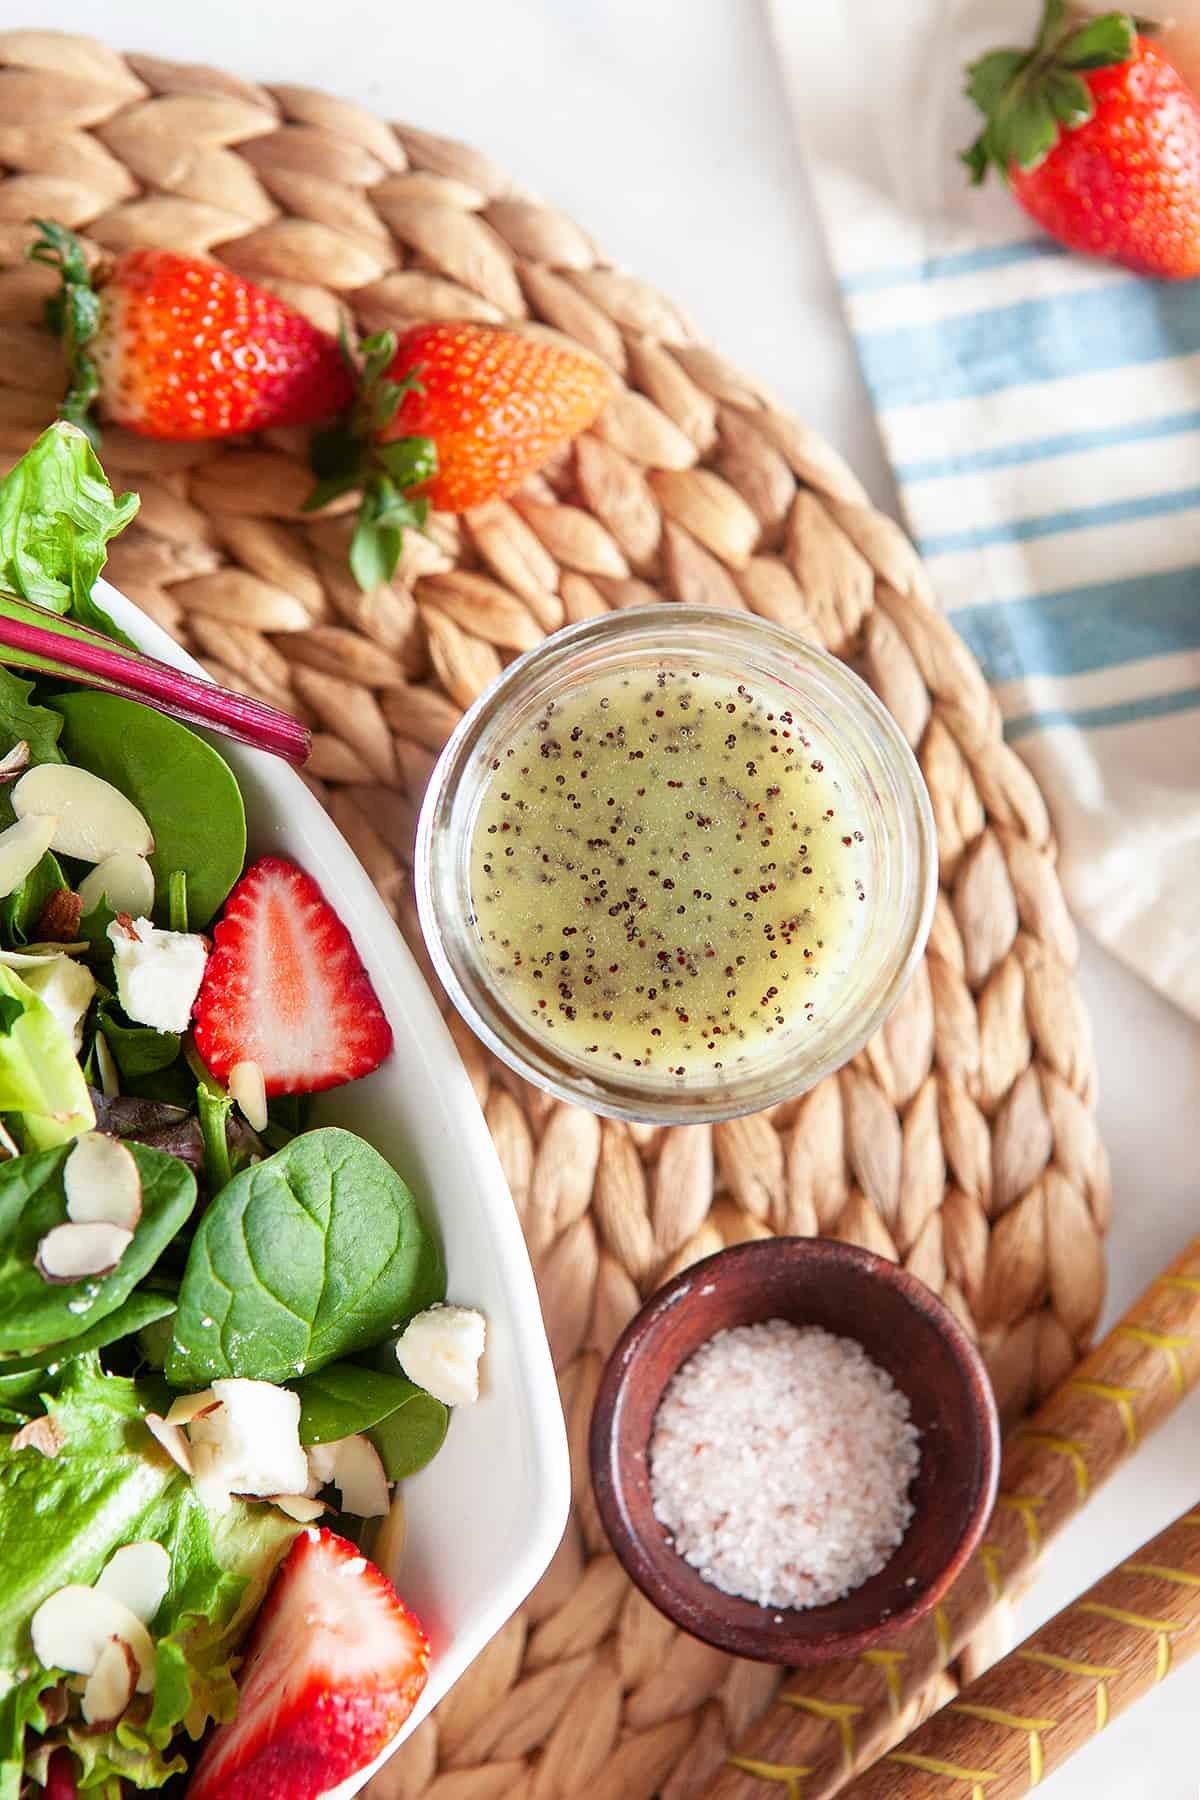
963, 2, 1200, 278
30, 221, 354, 441
305, 321, 611, 589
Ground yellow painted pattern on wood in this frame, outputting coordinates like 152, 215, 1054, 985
860, 1648, 907, 1714
949, 1702, 1058, 1786
979, 1543, 1004, 1603
1114, 1324, 1194, 1399
995, 1494, 1045, 1556
1015, 1649, 1121, 1732
1075, 1602, 1182, 1681
1157, 1273, 1200, 1294
886, 1748, 999, 1798
779, 1695, 862, 1771
1013, 1432, 1090, 1501
1121, 1561, 1200, 1590
726, 1756, 811, 1799
1067, 1380, 1139, 1450
933, 1603, 952, 1664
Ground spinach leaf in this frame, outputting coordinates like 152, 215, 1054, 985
292, 1360, 448, 1476
0, 421, 138, 629
0, 1141, 196, 1354
0, 668, 64, 775
168, 869, 188, 933
0, 851, 67, 946
368, 1388, 448, 1479
0, 1288, 177, 1380
0, 963, 93, 1148
96, 994, 180, 1082
52, 690, 246, 929
168, 1127, 445, 1387
77, 893, 118, 955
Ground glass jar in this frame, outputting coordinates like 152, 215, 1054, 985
415, 605, 936, 1124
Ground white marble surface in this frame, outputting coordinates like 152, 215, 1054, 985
31, 2, 1200, 1792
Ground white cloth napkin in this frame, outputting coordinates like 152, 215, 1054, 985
769, 0, 1200, 1018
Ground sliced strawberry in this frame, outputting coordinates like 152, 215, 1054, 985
187, 1527, 429, 1800
192, 856, 393, 1095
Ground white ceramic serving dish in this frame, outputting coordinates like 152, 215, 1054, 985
92, 578, 571, 1797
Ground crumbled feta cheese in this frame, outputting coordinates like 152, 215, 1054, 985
187, 1378, 308, 1514
107, 917, 208, 1034
394, 1304, 486, 1407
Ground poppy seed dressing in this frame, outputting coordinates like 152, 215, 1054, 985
466, 666, 869, 1078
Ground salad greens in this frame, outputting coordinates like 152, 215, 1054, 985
0, 1359, 295, 1800
0, 422, 136, 636
55, 690, 246, 930
168, 1127, 445, 1387
0, 425, 462, 1797
0, 1142, 195, 1354
0, 965, 94, 1149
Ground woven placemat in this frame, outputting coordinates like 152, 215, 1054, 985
0, 28, 1112, 1800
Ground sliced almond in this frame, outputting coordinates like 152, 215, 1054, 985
328, 1434, 390, 1519
64, 1132, 143, 1233
0, 813, 59, 901
30, 1586, 156, 1692
227, 1060, 268, 1133
35, 1221, 133, 1283
271, 1494, 327, 1523
78, 852, 156, 920
0, 740, 30, 783
305, 1441, 339, 1490
11, 1416, 65, 1459
81, 1635, 138, 1727
369, 1494, 407, 1581
164, 1389, 218, 1428
12, 765, 154, 864
145, 1414, 194, 1476
96, 1542, 170, 1626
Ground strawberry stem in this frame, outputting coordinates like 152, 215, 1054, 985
962, 0, 1136, 183
28, 221, 104, 445
0, 591, 311, 764
303, 330, 437, 592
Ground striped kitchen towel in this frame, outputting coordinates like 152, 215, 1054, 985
769, 0, 1200, 1017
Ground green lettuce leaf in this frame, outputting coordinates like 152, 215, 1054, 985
0, 964, 93, 1149
0, 422, 137, 633
0, 1358, 297, 1797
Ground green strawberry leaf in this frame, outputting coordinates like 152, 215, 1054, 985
1045, 68, 1095, 128
960, 0, 1136, 185
376, 435, 437, 489
1059, 14, 1136, 71
27, 224, 104, 443
965, 49, 1030, 114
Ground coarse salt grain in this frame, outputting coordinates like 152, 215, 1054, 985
648, 1319, 920, 1610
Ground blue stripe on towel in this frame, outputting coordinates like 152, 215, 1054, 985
841, 238, 1061, 294
858, 282, 1200, 409
1007, 683, 1200, 741
919, 486, 1200, 557
948, 565, 1200, 683
896, 409, 1200, 482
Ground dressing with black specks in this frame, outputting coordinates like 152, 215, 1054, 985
466, 667, 868, 1079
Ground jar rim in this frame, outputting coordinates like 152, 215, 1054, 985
415, 606, 937, 1123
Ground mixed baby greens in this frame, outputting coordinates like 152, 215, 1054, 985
0, 427, 465, 1798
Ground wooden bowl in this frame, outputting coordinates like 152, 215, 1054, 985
588, 1237, 1000, 1664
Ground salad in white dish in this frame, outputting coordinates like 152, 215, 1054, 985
0, 428, 485, 1800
